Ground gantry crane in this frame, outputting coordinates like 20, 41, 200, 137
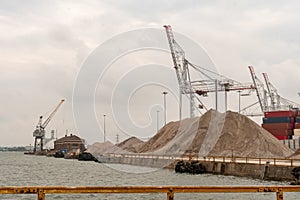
243, 66, 300, 115
190, 63, 255, 111
33, 99, 65, 152
163, 25, 203, 119
247, 66, 268, 113
262, 72, 300, 111
163, 25, 255, 118
262, 72, 279, 111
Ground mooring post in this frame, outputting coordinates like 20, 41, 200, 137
37, 189, 45, 200
167, 188, 174, 200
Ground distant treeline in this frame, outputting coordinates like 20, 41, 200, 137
0, 146, 27, 151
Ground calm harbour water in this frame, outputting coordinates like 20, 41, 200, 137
0, 152, 299, 200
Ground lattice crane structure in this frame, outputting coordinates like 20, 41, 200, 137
241, 66, 300, 116
163, 25, 255, 119
33, 99, 65, 152
262, 71, 300, 112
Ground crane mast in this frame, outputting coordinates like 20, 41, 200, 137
33, 99, 65, 153
248, 66, 268, 112
262, 72, 278, 110
164, 25, 203, 118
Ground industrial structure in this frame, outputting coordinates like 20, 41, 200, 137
53, 134, 86, 154
32, 99, 65, 152
163, 25, 255, 119
247, 66, 300, 114
245, 66, 300, 140
164, 25, 300, 140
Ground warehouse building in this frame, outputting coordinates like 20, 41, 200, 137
54, 134, 86, 153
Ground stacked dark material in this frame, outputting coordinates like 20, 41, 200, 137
175, 160, 206, 174
54, 150, 65, 158
291, 167, 300, 185
78, 152, 98, 162
262, 110, 298, 140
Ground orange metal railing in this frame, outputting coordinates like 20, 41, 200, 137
103, 153, 300, 167
1, 185, 300, 200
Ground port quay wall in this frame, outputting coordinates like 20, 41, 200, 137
96, 154, 296, 181
204, 162, 294, 181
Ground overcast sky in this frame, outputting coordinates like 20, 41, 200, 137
1, 0, 300, 146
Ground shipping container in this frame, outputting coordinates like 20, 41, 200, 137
294, 122, 300, 129
264, 129, 292, 136
294, 129, 300, 136
293, 135, 300, 140
264, 110, 296, 118
262, 123, 294, 130
262, 126, 293, 133
275, 135, 289, 140
263, 117, 294, 124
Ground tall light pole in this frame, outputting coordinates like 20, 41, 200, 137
238, 90, 241, 113
162, 91, 168, 126
103, 114, 106, 142
156, 110, 160, 132
215, 79, 218, 111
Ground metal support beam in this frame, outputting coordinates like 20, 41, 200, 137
276, 190, 283, 200
38, 189, 45, 200
167, 189, 174, 200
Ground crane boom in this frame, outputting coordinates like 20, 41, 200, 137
41, 99, 65, 128
248, 66, 268, 112
163, 25, 187, 89
164, 25, 205, 118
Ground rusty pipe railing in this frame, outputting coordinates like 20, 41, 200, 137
1, 185, 300, 200
103, 153, 300, 167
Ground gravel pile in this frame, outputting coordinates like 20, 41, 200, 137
89, 109, 294, 158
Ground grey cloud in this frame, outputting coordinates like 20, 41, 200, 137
1, 1, 300, 146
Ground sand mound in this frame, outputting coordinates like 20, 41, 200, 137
89, 109, 294, 158
139, 109, 294, 158
87, 141, 114, 155
138, 121, 180, 153
116, 136, 144, 153
88, 137, 144, 155
197, 110, 293, 157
